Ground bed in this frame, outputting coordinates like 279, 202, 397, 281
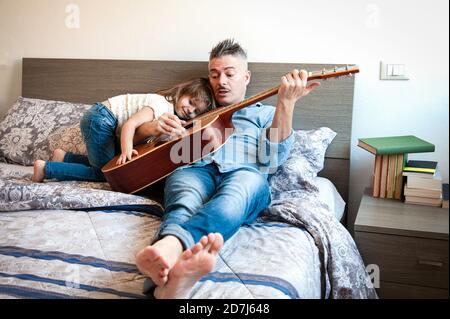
0, 58, 376, 299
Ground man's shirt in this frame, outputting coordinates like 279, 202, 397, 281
184, 102, 294, 176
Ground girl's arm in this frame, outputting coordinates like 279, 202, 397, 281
133, 113, 187, 144
117, 107, 156, 165
133, 120, 159, 145
118, 108, 187, 165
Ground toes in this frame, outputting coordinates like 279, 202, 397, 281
190, 243, 203, 255
210, 233, 224, 254
205, 233, 216, 250
199, 236, 208, 247
138, 246, 169, 269
136, 248, 156, 268
156, 255, 170, 269
207, 233, 216, 243
181, 248, 193, 260
144, 247, 168, 265
144, 246, 160, 261
154, 275, 168, 287
159, 268, 169, 277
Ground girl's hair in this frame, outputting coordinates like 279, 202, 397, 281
157, 78, 216, 113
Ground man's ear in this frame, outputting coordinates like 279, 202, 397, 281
245, 70, 251, 86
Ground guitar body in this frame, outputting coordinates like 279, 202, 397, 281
102, 111, 235, 193
101, 66, 359, 193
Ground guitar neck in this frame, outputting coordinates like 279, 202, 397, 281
214, 85, 280, 118
184, 65, 359, 125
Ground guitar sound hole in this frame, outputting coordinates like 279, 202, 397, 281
184, 122, 194, 130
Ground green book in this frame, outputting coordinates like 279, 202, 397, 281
357, 135, 435, 155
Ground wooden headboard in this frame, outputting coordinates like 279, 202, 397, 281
22, 58, 354, 223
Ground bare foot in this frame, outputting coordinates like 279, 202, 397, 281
52, 148, 66, 162
135, 235, 183, 287
31, 160, 46, 183
154, 232, 224, 299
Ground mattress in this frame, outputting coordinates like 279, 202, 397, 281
0, 163, 327, 299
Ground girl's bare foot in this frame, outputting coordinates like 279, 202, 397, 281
32, 160, 46, 183
52, 148, 66, 162
135, 235, 183, 287
154, 233, 223, 299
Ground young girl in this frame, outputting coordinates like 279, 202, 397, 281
32, 78, 216, 183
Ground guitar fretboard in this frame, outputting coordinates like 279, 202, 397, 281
183, 65, 359, 126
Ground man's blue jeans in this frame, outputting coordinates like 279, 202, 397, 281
156, 163, 272, 250
45, 102, 118, 182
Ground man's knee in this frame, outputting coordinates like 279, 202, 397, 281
165, 169, 203, 192
220, 171, 271, 221
207, 194, 267, 227
227, 170, 270, 199
164, 169, 213, 211
166, 168, 213, 193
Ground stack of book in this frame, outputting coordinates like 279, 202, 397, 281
443, 183, 449, 209
358, 135, 435, 200
403, 160, 443, 206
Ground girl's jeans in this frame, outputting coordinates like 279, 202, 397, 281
45, 102, 118, 182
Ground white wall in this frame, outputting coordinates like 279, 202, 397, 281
1, 0, 448, 231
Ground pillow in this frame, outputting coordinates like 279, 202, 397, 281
269, 127, 337, 193
0, 97, 91, 165
315, 176, 346, 221
48, 123, 87, 156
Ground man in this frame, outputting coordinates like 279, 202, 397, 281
136, 39, 320, 299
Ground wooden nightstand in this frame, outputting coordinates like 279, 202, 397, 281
354, 188, 449, 299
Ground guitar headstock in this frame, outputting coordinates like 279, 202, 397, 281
308, 65, 359, 80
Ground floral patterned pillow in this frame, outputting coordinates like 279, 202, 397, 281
269, 127, 337, 194
0, 97, 91, 166
48, 123, 87, 156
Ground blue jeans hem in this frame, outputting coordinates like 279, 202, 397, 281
156, 224, 195, 250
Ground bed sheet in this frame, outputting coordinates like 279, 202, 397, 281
0, 163, 322, 299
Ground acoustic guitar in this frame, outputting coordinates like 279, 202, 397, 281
102, 65, 359, 193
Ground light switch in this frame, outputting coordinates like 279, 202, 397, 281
380, 61, 409, 80
387, 64, 394, 76
392, 64, 406, 76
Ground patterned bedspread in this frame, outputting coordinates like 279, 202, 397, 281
0, 163, 375, 299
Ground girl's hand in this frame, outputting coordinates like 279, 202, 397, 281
155, 113, 187, 137
116, 149, 139, 165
